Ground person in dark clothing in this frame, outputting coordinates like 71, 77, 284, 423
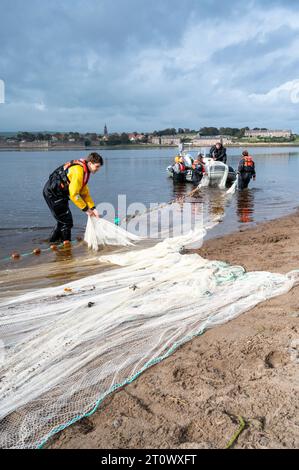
237, 150, 256, 190
191, 153, 205, 184
43, 152, 104, 243
209, 142, 227, 164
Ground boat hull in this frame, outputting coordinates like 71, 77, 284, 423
167, 164, 236, 187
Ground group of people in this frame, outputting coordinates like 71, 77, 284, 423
43, 146, 256, 244
173, 153, 206, 173
173, 141, 256, 190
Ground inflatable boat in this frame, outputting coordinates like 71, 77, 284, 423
167, 152, 236, 188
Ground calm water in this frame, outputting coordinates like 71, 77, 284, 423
0, 146, 298, 265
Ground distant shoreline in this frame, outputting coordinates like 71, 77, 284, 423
1, 142, 299, 152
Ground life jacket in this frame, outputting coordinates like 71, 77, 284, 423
192, 160, 205, 173
173, 162, 186, 173
240, 155, 255, 174
243, 156, 254, 168
49, 159, 90, 193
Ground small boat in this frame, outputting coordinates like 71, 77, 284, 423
167, 151, 236, 188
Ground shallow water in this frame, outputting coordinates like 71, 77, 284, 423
0, 146, 298, 282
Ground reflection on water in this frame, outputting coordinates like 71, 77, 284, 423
208, 191, 226, 219
172, 181, 191, 201
172, 180, 227, 227
236, 189, 255, 224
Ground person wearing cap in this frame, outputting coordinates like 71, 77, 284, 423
237, 150, 256, 190
43, 152, 103, 243
209, 142, 227, 164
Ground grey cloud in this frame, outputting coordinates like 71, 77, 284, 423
0, 0, 299, 131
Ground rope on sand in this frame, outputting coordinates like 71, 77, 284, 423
225, 416, 246, 449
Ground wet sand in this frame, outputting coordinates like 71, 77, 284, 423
43, 211, 299, 449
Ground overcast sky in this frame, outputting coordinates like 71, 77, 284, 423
1, 0, 299, 132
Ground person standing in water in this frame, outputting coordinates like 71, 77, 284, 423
43, 152, 103, 243
237, 150, 256, 190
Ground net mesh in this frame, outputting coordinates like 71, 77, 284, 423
0, 201, 298, 448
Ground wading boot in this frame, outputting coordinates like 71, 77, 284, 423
49, 226, 62, 243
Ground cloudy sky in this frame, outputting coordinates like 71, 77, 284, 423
1, 0, 299, 132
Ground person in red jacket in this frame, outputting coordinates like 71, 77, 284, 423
237, 150, 256, 190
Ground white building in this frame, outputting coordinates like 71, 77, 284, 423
148, 136, 181, 145
244, 129, 292, 138
192, 136, 233, 146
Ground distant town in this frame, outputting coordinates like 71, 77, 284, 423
0, 125, 298, 150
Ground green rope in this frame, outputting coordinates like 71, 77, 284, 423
35, 262, 248, 449
214, 265, 245, 285
0, 239, 79, 263
37, 327, 207, 449
225, 416, 246, 449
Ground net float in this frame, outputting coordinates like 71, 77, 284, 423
11, 252, 20, 260
50, 244, 58, 251
33, 248, 41, 255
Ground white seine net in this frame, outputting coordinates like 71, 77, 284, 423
84, 216, 141, 250
0, 206, 298, 448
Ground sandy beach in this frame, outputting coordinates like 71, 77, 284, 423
3, 0, 299, 455
45, 210, 299, 450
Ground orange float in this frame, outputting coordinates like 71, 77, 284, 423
11, 252, 20, 260
33, 248, 41, 255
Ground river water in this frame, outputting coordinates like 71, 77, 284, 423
0, 146, 298, 288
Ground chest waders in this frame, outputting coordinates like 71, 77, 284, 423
43, 160, 90, 242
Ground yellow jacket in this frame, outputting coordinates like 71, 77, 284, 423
67, 165, 95, 211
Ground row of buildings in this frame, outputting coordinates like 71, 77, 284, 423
149, 129, 293, 146
244, 129, 292, 138
0, 128, 294, 150
148, 135, 233, 146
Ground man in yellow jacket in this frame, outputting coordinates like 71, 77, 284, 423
43, 152, 103, 243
